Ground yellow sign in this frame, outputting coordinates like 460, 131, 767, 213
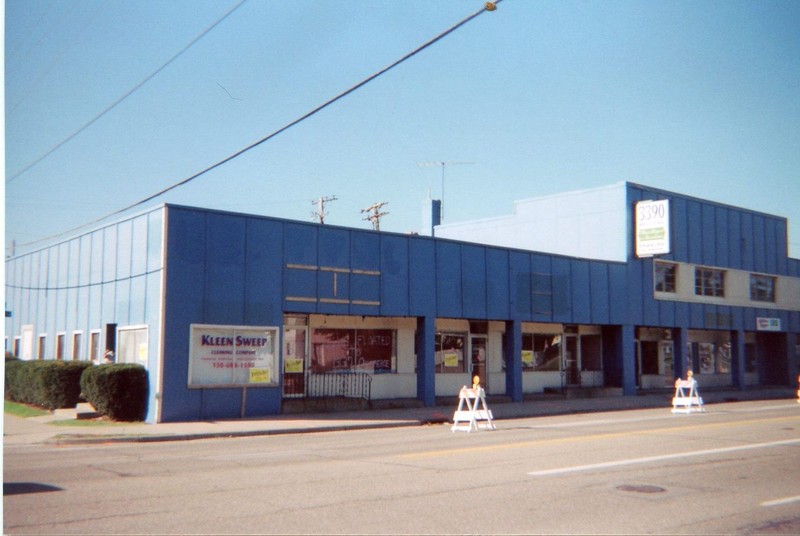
521, 350, 534, 365
444, 352, 459, 368
284, 358, 303, 374
249, 368, 270, 384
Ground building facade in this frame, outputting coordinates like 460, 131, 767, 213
5, 182, 799, 423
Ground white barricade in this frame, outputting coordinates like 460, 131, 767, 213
451, 386, 495, 432
672, 378, 704, 414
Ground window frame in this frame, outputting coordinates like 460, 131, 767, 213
749, 273, 776, 303
435, 332, 468, 373
654, 261, 677, 293
694, 267, 725, 297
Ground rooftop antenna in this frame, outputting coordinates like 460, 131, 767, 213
417, 161, 475, 221
312, 195, 337, 224
361, 201, 389, 231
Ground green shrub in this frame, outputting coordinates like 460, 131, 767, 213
4, 358, 25, 402
81, 364, 148, 422
4, 360, 93, 410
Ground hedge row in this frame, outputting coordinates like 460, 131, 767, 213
80, 364, 149, 422
4, 358, 93, 410
5, 358, 148, 421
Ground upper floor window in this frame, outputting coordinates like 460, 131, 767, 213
750, 274, 776, 303
654, 262, 677, 293
695, 267, 725, 297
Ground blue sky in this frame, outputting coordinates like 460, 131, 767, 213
5, 0, 800, 257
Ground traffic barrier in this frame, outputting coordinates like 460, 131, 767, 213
452, 376, 495, 432
672, 371, 704, 414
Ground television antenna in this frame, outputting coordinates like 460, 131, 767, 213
417, 161, 475, 220
361, 201, 389, 231
311, 195, 337, 224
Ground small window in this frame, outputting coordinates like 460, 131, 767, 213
655, 262, 677, 293
72, 332, 83, 360
750, 274, 776, 303
89, 331, 101, 362
695, 267, 725, 297
56, 333, 66, 360
37, 335, 46, 360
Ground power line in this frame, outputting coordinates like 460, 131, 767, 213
6, 0, 249, 184
9, 0, 503, 253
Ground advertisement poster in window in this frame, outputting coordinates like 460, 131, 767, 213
188, 324, 279, 387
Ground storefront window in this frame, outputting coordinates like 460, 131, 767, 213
436, 333, 466, 373
521, 333, 561, 371
311, 328, 395, 373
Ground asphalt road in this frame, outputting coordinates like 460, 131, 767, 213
4, 400, 800, 534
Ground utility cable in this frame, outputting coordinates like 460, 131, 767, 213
10, 0, 502, 253
6, 0, 248, 184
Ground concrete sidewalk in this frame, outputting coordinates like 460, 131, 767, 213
4, 387, 796, 446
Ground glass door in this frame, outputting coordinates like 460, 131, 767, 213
470, 336, 487, 388
282, 326, 307, 398
564, 335, 580, 386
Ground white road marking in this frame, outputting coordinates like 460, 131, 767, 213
528, 438, 800, 477
761, 495, 800, 507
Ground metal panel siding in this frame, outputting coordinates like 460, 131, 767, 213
509, 251, 532, 319
117, 220, 133, 280
284, 223, 318, 266
318, 227, 349, 268
436, 241, 462, 318
205, 214, 246, 325
380, 235, 411, 316
589, 261, 611, 324
486, 248, 510, 319
461, 245, 487, 318
552, 257, 572, 322
775, 224, 788, 275
608, 263, 627, 323
753, 215, 767, 273
148, 210, 164, 273
409, 238, 435, 316
641, 261, 659, 327
570, 259, 591, 324
352, 231, 380, 271
628, 260, 645, 325
728, 210, 742, 269
531, 254, 552, 321
740, 212, 754, 271
244, 218, 284, 325
687, 201, 703, 264
671, 197, 689, 262
701, 204, 716, 266
765, 219, 778, 274
715, 207, 729, 267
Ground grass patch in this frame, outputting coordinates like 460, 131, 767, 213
4, 400, 50, 418
48, 418, 136, 428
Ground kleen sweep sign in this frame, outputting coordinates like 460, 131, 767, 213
635, 199, 670, 257
188, 324, 279, 387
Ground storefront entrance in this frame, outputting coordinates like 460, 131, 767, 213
471, 335, 487, 387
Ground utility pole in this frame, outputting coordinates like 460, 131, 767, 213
311, 195, 337, 224
361, 201, 389, 231
417, 161, 475, 221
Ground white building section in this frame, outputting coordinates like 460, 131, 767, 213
434, 183, 628, 262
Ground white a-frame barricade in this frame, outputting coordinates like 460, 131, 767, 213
672, 378, 704, 414
452, 386, 495, 432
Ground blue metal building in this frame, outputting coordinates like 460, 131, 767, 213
5, 182, 799, 423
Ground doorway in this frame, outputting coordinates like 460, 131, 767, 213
564, 335, 580, 385
470, 336, 487, 388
